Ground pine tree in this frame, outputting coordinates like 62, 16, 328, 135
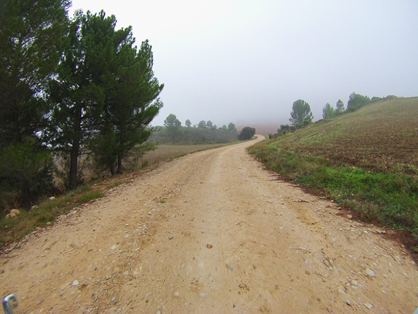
0, 0, 69, 206
0, 0, 69, 144
322, 103, 335, 119
49, 11, 113, 189
50, 11, 164, 185
289, 99, 313, 126
92, 39, 163, 175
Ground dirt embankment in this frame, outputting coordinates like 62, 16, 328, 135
1, 136, 417, 313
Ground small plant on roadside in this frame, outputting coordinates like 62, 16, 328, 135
76, 191, 104, 203
141, 160, 149, 168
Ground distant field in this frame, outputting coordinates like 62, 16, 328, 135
249, 97, 418, 253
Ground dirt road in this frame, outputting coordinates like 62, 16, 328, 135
1, 136, 417, 313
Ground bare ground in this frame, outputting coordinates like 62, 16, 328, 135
1, 136, 417, 313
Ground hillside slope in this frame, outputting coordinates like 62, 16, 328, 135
269, 97, 418, 175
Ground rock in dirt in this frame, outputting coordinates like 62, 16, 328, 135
364, 303, 373, 309
365, 268, 376, 277
6, 209, 20, 219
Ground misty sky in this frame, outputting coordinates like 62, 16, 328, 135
69, 0, 418, 128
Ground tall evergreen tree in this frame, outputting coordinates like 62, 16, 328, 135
164, 114, 181, 129
91, 39, 163, 175
322, 103, 335, 119
50, 11, 164, 184
163, 114, 181, 143
289, 99, 313, 126
0, 0, 70, 144
49, 11, 115, 189
228, 122, 237, 133
0, 0, 69, 206
336, 99, 345, 113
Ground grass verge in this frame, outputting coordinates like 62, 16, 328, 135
248, 142, 418, 252
0, 186, 104, 247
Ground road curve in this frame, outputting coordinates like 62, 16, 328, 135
1, 136, 417, 313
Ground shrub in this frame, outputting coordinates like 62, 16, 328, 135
0, 138, 53, 209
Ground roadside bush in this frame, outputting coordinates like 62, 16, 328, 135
239, 127, 256, 140
0, 138, 53, 209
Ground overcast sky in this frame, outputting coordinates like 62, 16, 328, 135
69, 0, 418, 128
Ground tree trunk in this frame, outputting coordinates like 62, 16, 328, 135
117, 154, 123, 174
69, 106, 82, 190
69, 140, 79, 190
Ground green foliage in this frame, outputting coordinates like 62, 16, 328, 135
0, 0, 69, 208
228, 123, 237, 133
41, 196, 71, 211
289, 99, 313, 126
49, 11, 108, 188
322, 99, 345, 120
277, 124, 293, 136
249, 143, 418, 235
94, 38, 163, 175
322, 103, 335, 119
0, 0, 70, 145
239, 127, 256, 140
151, 125, 238, 144
50, 11, 163, 182
336, 99, 345, 113
347, 92, 370, 112
76, 191, 104, 203
164, 114, 182, 141
0, 138, 53, 209
198, 121, 207, 128
152, 116, 238, 144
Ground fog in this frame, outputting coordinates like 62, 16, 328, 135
70, 0, 418, 129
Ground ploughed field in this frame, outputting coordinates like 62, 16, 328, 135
275, 97, 418, 175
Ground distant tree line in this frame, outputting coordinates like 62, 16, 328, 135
149, 114, 239, 144
322, 92, 372, 120
0, 0, 163, 208
272, 92, 373, 138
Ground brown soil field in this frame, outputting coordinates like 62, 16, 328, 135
271, 97, 418, 175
